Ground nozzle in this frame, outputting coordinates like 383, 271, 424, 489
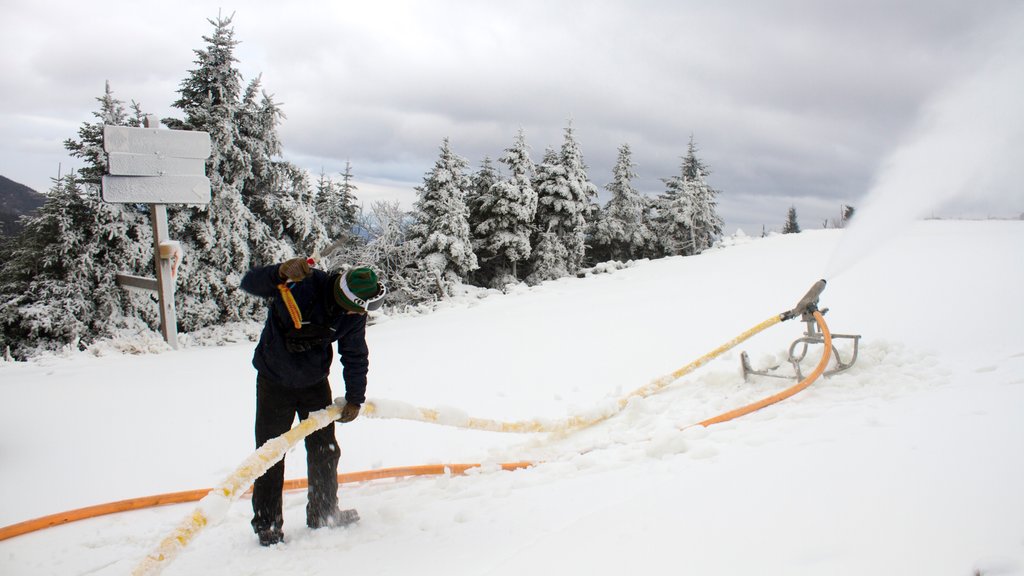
783, 279, 826, 321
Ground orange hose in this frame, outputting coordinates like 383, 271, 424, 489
697, 310, 831, 427
0, 462, 532, 542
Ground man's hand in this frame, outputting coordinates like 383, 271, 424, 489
278, 257, 312, 282
339, 402, 361, 423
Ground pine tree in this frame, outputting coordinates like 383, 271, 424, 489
466, 156, 499, 286
0, 174, 155, 357
841, 204, 855, 227
532, 122, 597, 275
474, 130, 538, 286
408, 138, 478, 296
256, 162, 329, 255
238, 79, 327, 257
63, 81, 146, 185
558, 122, 599, 271
654, 137, 723, 255
681, 137, 724, 252
163, 14, 323, 328
654, 167, 694, 256
236, 75, 282, 200
591, 143, 654, 262
688, 169, 724, 252
355, 200, 433, 307
315, 163, 360, 242
783, 206, 801, 234
0, 84, 159, 357
467, 157, 499, 248
524, 230, 569, 286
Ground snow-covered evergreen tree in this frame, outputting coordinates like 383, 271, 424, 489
255, 162, 329, 255
524, 230, 569, 286
0, 83, 161, 357
654, 136, 723, 256
63, 81, 146, 185
164, 14, 322, 328
0, 178, 153, 357
161, 14, 271, 327
680, 137, 723, 252
591, 143, 654, 262
467, 157, 498, 248
687, 168, 724, 252
354, 200, 434, 308
474, 130, 537, 286
558, 123, 599, 271
783, 206, 801, 234
236, 75, 282, 201
238, 79, 327, 258
408, 138, 478, 296
315, 162, 359, 241
0, 83, 161, 358
654, 167, 695, 256
841, 204, 855, 227
466, 156, 499, 286
532, 123, 598, 276
313, 162, 362, 268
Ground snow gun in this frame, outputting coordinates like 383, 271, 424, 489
783, 279, 827, 321
277, 257, 317, 329
741, 278, 861, 382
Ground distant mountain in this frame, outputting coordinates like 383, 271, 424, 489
0, 175, 46, 237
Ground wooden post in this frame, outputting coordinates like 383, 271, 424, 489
102, 118, 210, 350
151, 204, 179, 349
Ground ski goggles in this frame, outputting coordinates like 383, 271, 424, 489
339, 276, 388, 312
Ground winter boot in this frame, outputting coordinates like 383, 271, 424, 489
308, 507, 360, 529
257, 527, 284, 546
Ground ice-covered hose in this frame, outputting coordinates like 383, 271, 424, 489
361, 313, 785, 433
130, 405, 341, 576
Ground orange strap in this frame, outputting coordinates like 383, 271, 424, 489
277, 284, 302, 329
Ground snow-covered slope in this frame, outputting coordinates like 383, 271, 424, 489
1, 220, 1022, 576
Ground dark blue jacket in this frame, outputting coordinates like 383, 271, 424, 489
240, 264, 369, 404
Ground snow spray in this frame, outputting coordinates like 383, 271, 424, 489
823, 7, 1024, 281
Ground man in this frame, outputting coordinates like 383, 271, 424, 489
240, 257, 386, 546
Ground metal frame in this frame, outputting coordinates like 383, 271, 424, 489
741, 309, 861, 382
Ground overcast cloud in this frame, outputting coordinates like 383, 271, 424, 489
2, 0, 1021, 234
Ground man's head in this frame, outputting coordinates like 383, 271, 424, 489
333, 267, 386, 314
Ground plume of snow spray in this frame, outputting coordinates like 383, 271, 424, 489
824, 9, 1024, 281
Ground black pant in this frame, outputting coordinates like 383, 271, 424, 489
251, 376, 340, 533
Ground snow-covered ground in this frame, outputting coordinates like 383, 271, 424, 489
1, 220, 1022, 576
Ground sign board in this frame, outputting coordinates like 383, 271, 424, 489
102, 120, 213, 349
103, 125, 211, 158
102, 174, 211, 204
107, 153, 206, 177
101, 125, 212, 204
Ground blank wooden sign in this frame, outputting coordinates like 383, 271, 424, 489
102, 125, 212, 204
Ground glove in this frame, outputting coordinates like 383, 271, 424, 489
278, 257, 312, 282
339, 402, 361, 423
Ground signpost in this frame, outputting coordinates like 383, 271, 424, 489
102, 117, 211, 349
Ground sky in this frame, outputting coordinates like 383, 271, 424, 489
1, 0, 1022, 234
2, 219, 1022, 575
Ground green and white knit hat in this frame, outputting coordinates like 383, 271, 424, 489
334, 267, 386, 313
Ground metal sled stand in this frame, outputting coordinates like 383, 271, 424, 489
741, 308, 861, 382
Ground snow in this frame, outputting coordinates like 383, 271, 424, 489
2, 219, 1023, 576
